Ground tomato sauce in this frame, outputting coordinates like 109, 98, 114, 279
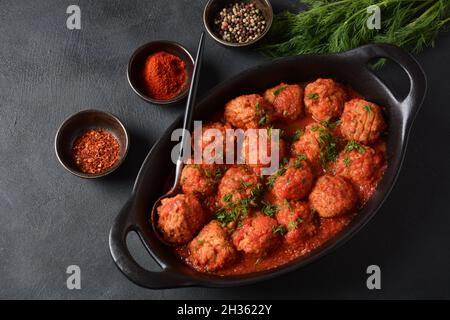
176, 213, 353, 275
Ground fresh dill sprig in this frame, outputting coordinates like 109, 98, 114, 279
260, 0, 449, 60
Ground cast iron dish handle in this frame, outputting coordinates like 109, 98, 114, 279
347, 43, 427, 124
109, 199, 193, 288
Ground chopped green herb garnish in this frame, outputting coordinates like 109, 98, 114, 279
261, 202, 278, 217
266, 166, 287, 189
363, 104, 372, 113
308, 92, 319, 100
283, 198, 293, 211
215, 168, 223, 178
290, 129, 303, 142
242, 181, 253, 188
203, 168, 212, 178
343, 157, 351, 167
266, 174, 278, 189
216, 181, 265, 228
272, 225, 287, 235
223, 193, 232, 203
259, 114, 268, 126
313, 126, 339, 167
216, 198, 253, 227
344, 140, 365, 154
239, 198, 251, 208
287, 218, 303, 231
292, 154, 307, 168
307, 92, 319, 100
287, 221, 297, 231
266, 176, 277, 189
273, 86, 287, 96
250, 186, 262, 199
256, 102, 269, 126
321, 119, 341, 129
215, 208, 230, 225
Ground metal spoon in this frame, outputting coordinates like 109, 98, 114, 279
150, 32, 205, 246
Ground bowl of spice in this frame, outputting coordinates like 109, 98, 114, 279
203, 0, 273, 47
55, 110, 129, 178
127, 41, 194, 105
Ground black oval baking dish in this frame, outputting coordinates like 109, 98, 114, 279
109, 44, 427, 289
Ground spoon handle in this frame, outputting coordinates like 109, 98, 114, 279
173, 32, 205, 189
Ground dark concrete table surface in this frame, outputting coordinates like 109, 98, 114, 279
1, 0, 449, 299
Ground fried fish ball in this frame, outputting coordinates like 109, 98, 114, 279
340, 98, 386, 145
304, 78, 347, 121
193, 121, 233, 163
264, 83, 304, 120
309, 175, 357, 218
291, 123, 330, 173
232, 212, 280, 255
271, 157, 314, 201
188, 220, 236, 272
333, 145, 385, 188
217, 166, 261, 207
157, 194, 206, 245
241, 129, 287, 173
181, 163, 219, 198
224, 94, 274, 130
275, 200, 318, 244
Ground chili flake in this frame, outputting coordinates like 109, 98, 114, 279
72, 129, 120, 174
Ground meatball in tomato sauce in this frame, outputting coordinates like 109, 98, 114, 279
333, 144, 385, 199
224, 94, 274, 130
193, 121, 233, 163
264, 83, 304, 120
309, 175, 357, 218
271, 156, 314, 201
276, 200, 318, 244
157, 194, 207, 245
291, 123, 331, 173
340, 98, 386, 145
188, 220, 236, 272
217, 166, 261, 207
241, 129, 287, 174
181, 163, 222, 198
232, 212, 280, 255
304, 78, 347, 121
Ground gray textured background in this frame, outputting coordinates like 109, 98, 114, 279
1, 0, 449, 299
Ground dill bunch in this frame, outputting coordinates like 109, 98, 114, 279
260, 0, 450, 57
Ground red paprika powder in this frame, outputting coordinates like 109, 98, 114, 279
141, 51, 187, 100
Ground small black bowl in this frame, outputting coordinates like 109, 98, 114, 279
203, 0, 273, 47
55, 109, 129, 179
127, 41, 194, 105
